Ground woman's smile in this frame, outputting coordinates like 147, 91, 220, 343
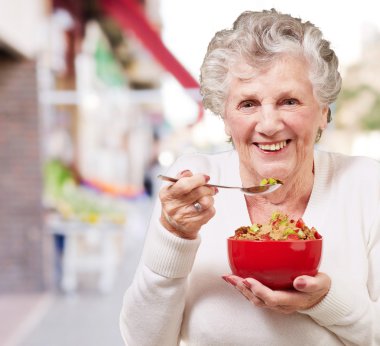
253, 139, 291, 153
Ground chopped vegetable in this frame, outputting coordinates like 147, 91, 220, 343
259, 177, 283, 186
232, 211, 318, 241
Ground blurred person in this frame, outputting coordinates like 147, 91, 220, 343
143, 129, 162, 198
120, 9, 380, 345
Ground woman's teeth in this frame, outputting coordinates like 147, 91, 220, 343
257, 140, 288, 151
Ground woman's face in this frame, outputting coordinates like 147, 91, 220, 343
223, 55, 328, 183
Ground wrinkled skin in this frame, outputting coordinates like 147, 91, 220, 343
159, 170, 217, 240
223, 55, 329, 186
223, 273, 331, 313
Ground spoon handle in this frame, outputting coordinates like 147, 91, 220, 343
157, 175, 241, 190
157, 175, 281, 195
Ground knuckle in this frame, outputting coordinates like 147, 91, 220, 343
159, 186, 168, 199
252, 297, 265, 307
265, 296, 278, 307
208, 207, 216, 217
175, 169, 192, 178
194, 173, 208, 183
164, 204, 179, 218
199, 196, 213, 209
174, 179, 191, 194
203, 185, 216, 195
202, 206, 215, 219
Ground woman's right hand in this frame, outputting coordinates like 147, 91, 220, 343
159, 170, 217, 239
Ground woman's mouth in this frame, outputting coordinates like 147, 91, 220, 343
254, 140, 291, 152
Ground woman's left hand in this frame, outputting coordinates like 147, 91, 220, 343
223, 272, 331, 314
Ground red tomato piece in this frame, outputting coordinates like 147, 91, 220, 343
260, 234, 272, 241
296, 219, 305, 229
286, 234, 300, 240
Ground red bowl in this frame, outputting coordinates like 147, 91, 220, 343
227, 234, 322, 290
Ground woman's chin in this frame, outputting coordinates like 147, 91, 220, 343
256, 166, 291, 182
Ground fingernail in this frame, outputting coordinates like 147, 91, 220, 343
242, 279, 252, 289
214, 187, 219, 194
222, 275, 237, 286
295, 278, 306, 289
204, 175, 210, 183
180, 170, 191, 176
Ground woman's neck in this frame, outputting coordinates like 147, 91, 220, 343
244, 163, 315, 224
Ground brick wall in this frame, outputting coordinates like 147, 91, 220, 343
0, 54, 50, 292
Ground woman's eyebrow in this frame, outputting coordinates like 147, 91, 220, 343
238, 90, 297, 100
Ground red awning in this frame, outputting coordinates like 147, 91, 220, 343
100, 0, 203, 123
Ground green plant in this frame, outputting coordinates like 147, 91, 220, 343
361, 96, 380, 130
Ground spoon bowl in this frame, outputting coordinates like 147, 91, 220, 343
157, 175, 283, 196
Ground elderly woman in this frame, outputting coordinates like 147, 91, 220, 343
120, 9, 380, 345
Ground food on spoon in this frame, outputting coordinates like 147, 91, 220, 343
232, 211, 319, 241
259, 177, 283, 186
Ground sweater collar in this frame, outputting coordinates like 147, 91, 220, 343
303, 149, 331, 226
225, 149, 331, 227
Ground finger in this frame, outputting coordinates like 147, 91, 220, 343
161, 185, 216, 216
249, 294, 267, 307
185, 184, 217, 203
223, 275, 269, 308
243, 281, 300, 309
293, 273, 331, 293
244, 273, 330, 310
162, 195, 216, 234
193, 195, 215, 211
240, 278, 281, 307
239, 287, 266, 307
168, 174, 211, 197
198, 205, 216, 220
161, 184, 217, 212
160, 205, 213, 237
230, 276, 328, 313
175, 170, 193, 179
240, 281, 267, 307
184, 205, 216, 235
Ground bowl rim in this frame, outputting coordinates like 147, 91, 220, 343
227, 234, 323, 243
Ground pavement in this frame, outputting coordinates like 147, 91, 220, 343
0, 293, 54, 346
1, 197, 151, 346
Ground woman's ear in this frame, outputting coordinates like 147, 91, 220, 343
320, 106, 330, 129
327, 107, 332, 123
224, 122, 231, 136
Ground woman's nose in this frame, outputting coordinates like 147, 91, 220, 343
255, 107, 284, 136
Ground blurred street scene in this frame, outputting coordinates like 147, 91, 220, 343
1, 0, 380, 345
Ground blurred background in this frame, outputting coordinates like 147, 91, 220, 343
0, 0, 379, 345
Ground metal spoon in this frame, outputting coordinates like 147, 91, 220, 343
157, 175, 283, 196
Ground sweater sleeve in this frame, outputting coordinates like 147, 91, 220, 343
119, 155, 208, 345
119, 200, 201, 346
299, 205, 380, 345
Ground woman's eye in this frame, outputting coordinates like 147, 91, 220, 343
282, 98, 299, 106
238, 100, 258, 109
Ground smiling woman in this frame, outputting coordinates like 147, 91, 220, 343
120, 9, 380, 346
222, 56, 329, 200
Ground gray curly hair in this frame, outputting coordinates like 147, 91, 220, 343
200, 9, 342, 118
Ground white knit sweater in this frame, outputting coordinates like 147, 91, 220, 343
120, 149, 380, 346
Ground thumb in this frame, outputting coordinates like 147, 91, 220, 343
176, 170, 193, 179
293, 275, 319, 293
